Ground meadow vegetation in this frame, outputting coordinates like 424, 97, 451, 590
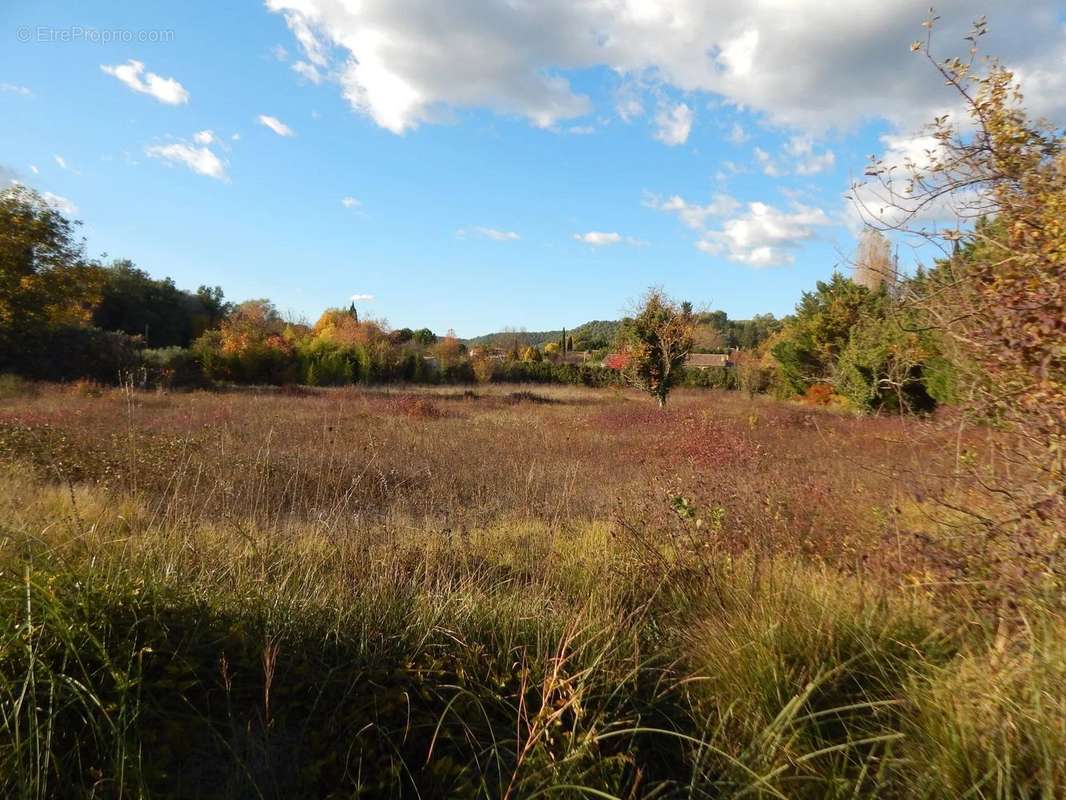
0, 382, 1062, 798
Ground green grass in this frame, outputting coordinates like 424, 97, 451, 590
0, 467, 1062, 798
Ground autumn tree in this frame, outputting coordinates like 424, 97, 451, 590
0, 185, 100, 339
855, 15, 1065, 530
853, 228, 896, 293
616, 289, 695, 408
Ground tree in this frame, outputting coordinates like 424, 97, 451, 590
616, 289, 695, 408
769, 274, 884, 396
0, 185, 100, 338
853, 228, 896, 293
521, 346, 542, 363
412, 328, 437, 347
855, 16, 1065, 529
543, 341, 561, 361
93, 259, 226, 347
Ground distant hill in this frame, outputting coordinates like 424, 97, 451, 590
467, 312, 783, 353
466, 320, 621, 351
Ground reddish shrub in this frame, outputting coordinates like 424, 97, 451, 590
804, 383, 833, 406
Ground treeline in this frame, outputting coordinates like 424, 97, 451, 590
0, 184, 737, 392
751, 256, 960, 414
468, 312, 779, 354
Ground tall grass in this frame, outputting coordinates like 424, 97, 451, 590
0, 384, 1062, 797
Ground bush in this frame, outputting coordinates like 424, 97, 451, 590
680, 366, 737, 390
140, 347, 208, 389
4, 325, 142, 383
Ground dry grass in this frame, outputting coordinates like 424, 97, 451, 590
0, 382, 1061, 798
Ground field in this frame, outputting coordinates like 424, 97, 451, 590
0, 381, 1062, 798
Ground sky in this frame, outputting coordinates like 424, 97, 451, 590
2, 1, 1064, 337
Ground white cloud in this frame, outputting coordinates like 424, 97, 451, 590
753, 146, 782, 177
29, 164, 39, 174
645, 192, 739, 230
193, 130, 217, 145
653, 102, 693, 146
231, 133, 241, 141
0, 83, 31, 96
785, 135, 835, 175
573, 231, 620, 246
697, 202, 831, 266
457, 226, 520, 241
265, 1, 1066, 139
53, 155, 69, 170
146, 142, 227, 180
341, 196, 361, 208
728, 122, 748, 144
292, 61, 325, 83
651, 188, 831, 266
101, 60, 189, 105
568, 125, 595, 135
272, 44, 289, 61
350, 293, 374, 302
847, 132, 983, 231
258, 114, 295, 137
41, 192, 77, 215
615, 84, 645, 122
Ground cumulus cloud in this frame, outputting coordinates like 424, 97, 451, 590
652, 189, 830, 266
753, 146, 782, 177
264, 1, 1065, 139
146, 142, 227, 180
644, 192, 740, 230
0, 83, 31, 95
341, 196, 361, 208
258, 114, 295, 137
350, 293, 374, 302
846, 132, 986, 232
785, 135, 835, 175
698, 202, 832, 266
101, 60, 189, 105
292, 61, 325, 84
54, 155, 68, 170
573, 231, 621, 246
193, 130, 217, 145
457, 226, 520, 241
728, 122, 748, 144
653, 102, 693, 145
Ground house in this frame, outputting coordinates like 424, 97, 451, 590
601, 351, 736, 370
560, 350, 592, 365
685, 352, 735, 369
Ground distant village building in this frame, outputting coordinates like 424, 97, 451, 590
602, 351, 736, 369
684, 352, 735, 369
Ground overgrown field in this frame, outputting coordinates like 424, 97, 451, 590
0, 381, 1062, 798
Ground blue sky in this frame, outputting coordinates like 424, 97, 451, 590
2, 1, 1063, 336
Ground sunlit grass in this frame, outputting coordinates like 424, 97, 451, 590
0, 384, 1061, 797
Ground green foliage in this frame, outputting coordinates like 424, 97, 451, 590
93, 259, 229, 347
770, 274, 885, 397
616, 289, 696, 408
835, 313, 939, 414
139, 346, 208, 389
681, 365, 737, 390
